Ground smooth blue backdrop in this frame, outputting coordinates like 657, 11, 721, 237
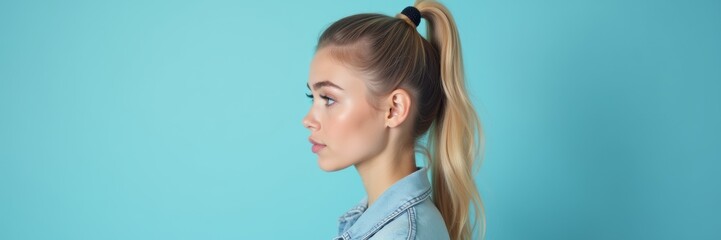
1, 0, 719, 239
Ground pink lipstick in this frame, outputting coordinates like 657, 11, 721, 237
309, 138, 326, 153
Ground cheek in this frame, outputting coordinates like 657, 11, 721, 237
326, 104, 386, 160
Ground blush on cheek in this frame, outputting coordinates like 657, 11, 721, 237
330, 107, 386, 166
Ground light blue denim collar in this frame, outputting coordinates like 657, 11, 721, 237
336, 166, 432, 240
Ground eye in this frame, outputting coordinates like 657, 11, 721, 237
320, 94, 336, 106
305, 93, 313, 102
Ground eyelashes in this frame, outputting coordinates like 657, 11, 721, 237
305, 92, 336, 106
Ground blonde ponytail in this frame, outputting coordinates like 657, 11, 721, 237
416, 0, 486, 239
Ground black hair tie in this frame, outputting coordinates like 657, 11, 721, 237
401, 6, 421, 27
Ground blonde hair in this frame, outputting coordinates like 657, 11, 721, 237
316, 0, 485, 239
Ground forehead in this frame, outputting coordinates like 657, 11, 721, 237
308, 47, 365, 91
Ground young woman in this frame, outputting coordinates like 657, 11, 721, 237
302, 0, 485, 239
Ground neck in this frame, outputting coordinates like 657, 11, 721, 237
354, 146, 417, 208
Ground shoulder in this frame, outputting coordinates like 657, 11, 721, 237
369, 198, 450, 240
411, 198, 450, 240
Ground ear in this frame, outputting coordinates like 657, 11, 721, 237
385, 89, 412, 128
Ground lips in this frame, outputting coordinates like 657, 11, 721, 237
309, 137, 326, 153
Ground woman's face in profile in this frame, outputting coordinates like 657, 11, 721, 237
303, 47, 389, 172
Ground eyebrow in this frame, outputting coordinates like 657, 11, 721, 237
307, 81, 344, 91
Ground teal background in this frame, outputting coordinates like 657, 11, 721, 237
1, 0, 719, 239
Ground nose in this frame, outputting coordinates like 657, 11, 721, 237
302, 109, 319, 131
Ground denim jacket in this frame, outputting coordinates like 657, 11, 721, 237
333, 167, 450, 240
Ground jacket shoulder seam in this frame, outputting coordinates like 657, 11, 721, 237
407, 206, 417, 240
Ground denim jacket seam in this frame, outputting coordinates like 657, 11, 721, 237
358, 187, 432, 240
407, 206, 417, 240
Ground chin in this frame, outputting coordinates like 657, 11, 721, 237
317, 157, 352, 172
